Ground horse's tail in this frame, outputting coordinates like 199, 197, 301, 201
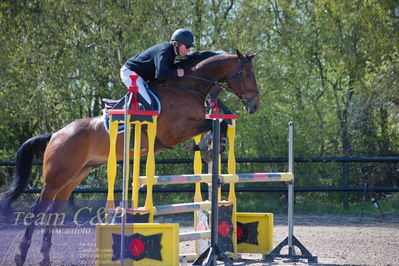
0, 134, 52, 216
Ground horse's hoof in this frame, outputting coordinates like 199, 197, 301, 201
198, 134, 213, 151
183, 140, 196, 152
204, 150, 212, 163
39, 258, 51, 266
15, 254, 25, 266
206, 134, 213, 145
220, 145, 226, 154
0, 200, 14, 217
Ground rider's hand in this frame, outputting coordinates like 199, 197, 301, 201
177, 69, 184, 77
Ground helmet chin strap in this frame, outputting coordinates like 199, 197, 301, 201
173, 42, 182, 56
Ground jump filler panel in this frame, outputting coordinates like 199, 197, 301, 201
96, 223, 179, 266
237, 213, 273, 254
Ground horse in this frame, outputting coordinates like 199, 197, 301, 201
0, 50, 259, 266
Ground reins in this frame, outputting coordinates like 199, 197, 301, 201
184, 74, 227, 90
184, 61, 259, 102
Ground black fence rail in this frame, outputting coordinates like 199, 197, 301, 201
1, 157, 398, 209
1, 156, 399, 166
22, 186, 399, 194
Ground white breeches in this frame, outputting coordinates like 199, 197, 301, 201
120, 65, 152, 105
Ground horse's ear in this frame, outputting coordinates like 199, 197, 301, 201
248, 52, 257, 60
236, 49, 245, 62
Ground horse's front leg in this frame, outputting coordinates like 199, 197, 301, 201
198, 119, 228, 151
183, 132, 213, 152
219, 119, 229, 153
183, 119, 229, 157
203, 119, 229, 162
181, 119, 212, 151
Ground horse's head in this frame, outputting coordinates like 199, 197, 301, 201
225, 50, 259, 114
175, 50, 259, 113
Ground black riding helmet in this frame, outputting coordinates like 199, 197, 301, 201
171, 29, 195, 48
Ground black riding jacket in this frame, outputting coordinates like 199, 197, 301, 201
125, 42, 178, 83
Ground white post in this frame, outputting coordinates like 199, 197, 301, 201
287, 121, 294, 255
120, 94, 130, 265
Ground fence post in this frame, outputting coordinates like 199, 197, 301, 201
342, 158, 349, 209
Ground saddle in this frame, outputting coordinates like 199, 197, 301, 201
102, 90, 160, 112
102, 98, 121, 110
102, 91, 161, 144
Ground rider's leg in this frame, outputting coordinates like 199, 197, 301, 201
120, 66, 152, 105
136, 76, 152, 105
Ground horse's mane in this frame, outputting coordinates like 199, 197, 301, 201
175, 51, 228, 69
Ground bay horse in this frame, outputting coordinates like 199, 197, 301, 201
0, 50, 259, 266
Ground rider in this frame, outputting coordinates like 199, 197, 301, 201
120, 29, 195, 106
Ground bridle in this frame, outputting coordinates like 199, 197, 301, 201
184, 60, 259, 105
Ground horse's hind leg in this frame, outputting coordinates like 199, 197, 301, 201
38, 200, 65, 266
39, 166, 93, 266
15, 201, 41, 266
15, 188, 56, 266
